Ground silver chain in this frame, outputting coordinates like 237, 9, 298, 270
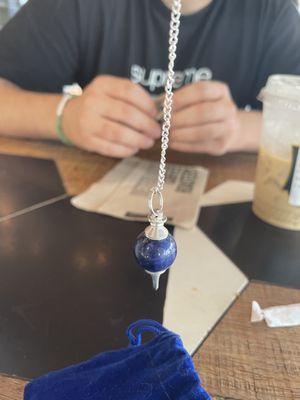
149, 0, 182, 216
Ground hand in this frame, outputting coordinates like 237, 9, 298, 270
63, 76, 161, 158
170, 81, 241, 155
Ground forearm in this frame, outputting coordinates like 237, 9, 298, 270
0, 79, 60, 139
233, 109, 263, 152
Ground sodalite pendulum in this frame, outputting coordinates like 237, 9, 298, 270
133, 0, 181, 290
134, 192, 177, 291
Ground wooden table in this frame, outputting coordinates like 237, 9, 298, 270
0, 137, 299, 400
0, 137, 257, 195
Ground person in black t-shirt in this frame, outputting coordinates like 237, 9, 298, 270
0, 0, 299, 158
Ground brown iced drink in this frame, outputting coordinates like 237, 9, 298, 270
253, 146, 300, 230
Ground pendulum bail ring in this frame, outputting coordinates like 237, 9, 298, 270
148, 187, 164, 217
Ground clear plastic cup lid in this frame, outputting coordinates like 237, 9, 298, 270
259, 74, 300, 104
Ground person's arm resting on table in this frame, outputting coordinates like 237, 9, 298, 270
0, 78, 60, 140
0, 0, 160, 158
0, 76, 160, 158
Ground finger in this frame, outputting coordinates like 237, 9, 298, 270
173, 81, 231, 112
94, 119, 154, 150
100, 98, 161, 139
89, 136, 138, 158
172, 99, 236, 129
170, 138, 228, 156
170, 122, 225, 143
96, 76, 158, 118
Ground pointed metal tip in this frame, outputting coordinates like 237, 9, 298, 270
146, 270, 167, 291
150, 272, 165, 291
152, 273, 160, 291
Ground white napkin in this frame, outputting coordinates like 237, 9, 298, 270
251, 301, 300, 328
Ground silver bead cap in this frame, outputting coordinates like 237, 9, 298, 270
145, 212, 168, 241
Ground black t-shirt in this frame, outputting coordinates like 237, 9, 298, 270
0, 0, 300, 109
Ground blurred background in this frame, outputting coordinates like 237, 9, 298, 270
0, 0, 27, 28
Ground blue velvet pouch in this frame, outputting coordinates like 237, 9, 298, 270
24, 320, 211, 399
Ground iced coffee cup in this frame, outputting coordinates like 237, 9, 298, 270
253, 75, 300, 230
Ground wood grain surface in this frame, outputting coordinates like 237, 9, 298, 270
0, 137, 257, 195
196, 282, 300, 400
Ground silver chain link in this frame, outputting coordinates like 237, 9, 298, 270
149, 0, 182, 216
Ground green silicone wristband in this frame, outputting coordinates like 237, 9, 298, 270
55, 113, 74, 146
56, 84, 82, 146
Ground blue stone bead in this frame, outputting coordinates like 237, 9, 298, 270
134, 231, 177, 273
